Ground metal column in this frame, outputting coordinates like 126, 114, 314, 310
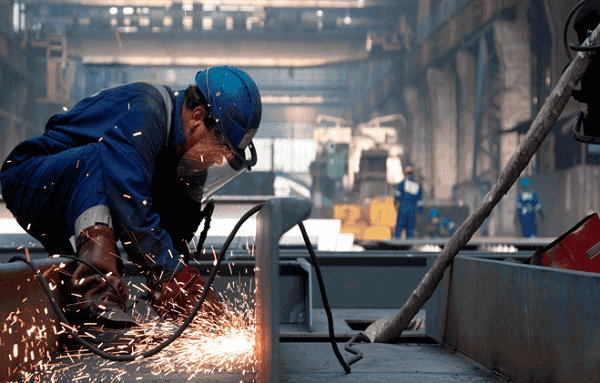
254, 198, 311, 383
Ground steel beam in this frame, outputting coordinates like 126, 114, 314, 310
0, 257, 73, 382
254, 197, 311, 383
426, 254, 600, 383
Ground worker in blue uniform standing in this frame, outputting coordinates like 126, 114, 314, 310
0, 66, 262, 327
394, 166, 423, 238
517, 177, 545, 237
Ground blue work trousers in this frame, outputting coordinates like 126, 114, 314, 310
519, 214, 537, 238
395, 209, 417, 238
1, 144, 107, 255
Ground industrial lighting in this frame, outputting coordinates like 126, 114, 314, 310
261, 95, 325, 104
183, 15, 193, 30
240, 6, 263, 12
44, 0, 370, 8
163, 16, 173, 27
12, 3, 25, 33
182, 3, 194, 12
200, 0, 368, 8
116, 26, 138, 33
220, 5, 239, 12
202, 17, 213, 30
246, 15, 261, 30
109, 7, 118, 15
123, 7, 134, 15
83, 55, 335, 67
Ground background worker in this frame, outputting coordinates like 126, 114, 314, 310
0, 66, 262, 327
516, 177, 545, 237
394, 166, 423, 238
423, 208, 456, 238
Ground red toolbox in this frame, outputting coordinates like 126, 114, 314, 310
540, 213, 600, 273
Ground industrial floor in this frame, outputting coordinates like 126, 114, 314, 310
14, 309, 507, 383
0, 207, 508, 383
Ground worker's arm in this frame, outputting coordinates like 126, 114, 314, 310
534, 193, 545, 221
394, 182, 402, 210
102, 97, 186, 277
536, 204, 545, 221
416, 183, 424, 215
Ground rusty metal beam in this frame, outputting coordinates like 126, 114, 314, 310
0, 257, 73, 382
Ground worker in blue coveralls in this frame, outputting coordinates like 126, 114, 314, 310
0, 66, 262, 328
423, 208, 456, 238
517, 177, 545, 237
394, 166, 423, 238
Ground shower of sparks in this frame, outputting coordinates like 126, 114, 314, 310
6, 270, 257, 383
129, 300, 256, 376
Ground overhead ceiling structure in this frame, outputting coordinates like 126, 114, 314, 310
24, 0, 403, 68
21, 0, 406, 134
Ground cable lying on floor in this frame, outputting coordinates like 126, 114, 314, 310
10, 201, 363, 373
8, 203, 265, 362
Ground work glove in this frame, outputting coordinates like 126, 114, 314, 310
151, 266, 224, 322
70, 224, 137, 328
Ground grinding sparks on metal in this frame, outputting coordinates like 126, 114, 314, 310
129, 298, 256, 376
7, 272, 257, 382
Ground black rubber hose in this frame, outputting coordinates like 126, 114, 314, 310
11, 202, 357, 374
344, 333, 370, 366
298, 221, 352, 374
9, 254, 123, 302
9, 202, 266, 362
564, 0, 593, 61
569, 42, 600, 51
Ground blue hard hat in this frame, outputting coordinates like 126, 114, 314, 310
195, 66, 262, 170
521, 177, 530, 188
429, 208, 439, 218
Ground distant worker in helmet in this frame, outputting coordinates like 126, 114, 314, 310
516, 177, 545, 237
393, 166, 423, 238
0, 66, 262, 328
423, 208, 456, 238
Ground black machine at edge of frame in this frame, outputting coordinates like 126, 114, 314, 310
566, 0, 600, 144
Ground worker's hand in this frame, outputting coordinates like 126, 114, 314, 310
151, 266, 224, 322
539, 211, 546, 221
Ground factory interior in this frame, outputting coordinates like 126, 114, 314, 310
2, 0, 600, 382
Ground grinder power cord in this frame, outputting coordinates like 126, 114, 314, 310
9, 201, 357, 373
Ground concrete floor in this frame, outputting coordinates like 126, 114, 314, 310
24, 342, 506, 383
0, 206, 507, 383
10, 309, 507, 383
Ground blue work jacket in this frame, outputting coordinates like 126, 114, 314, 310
517, 190, 541, 221
394, 177, 423, 214
1, 83, 201, 274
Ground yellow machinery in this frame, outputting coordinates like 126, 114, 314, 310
334, 195, 397, 241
